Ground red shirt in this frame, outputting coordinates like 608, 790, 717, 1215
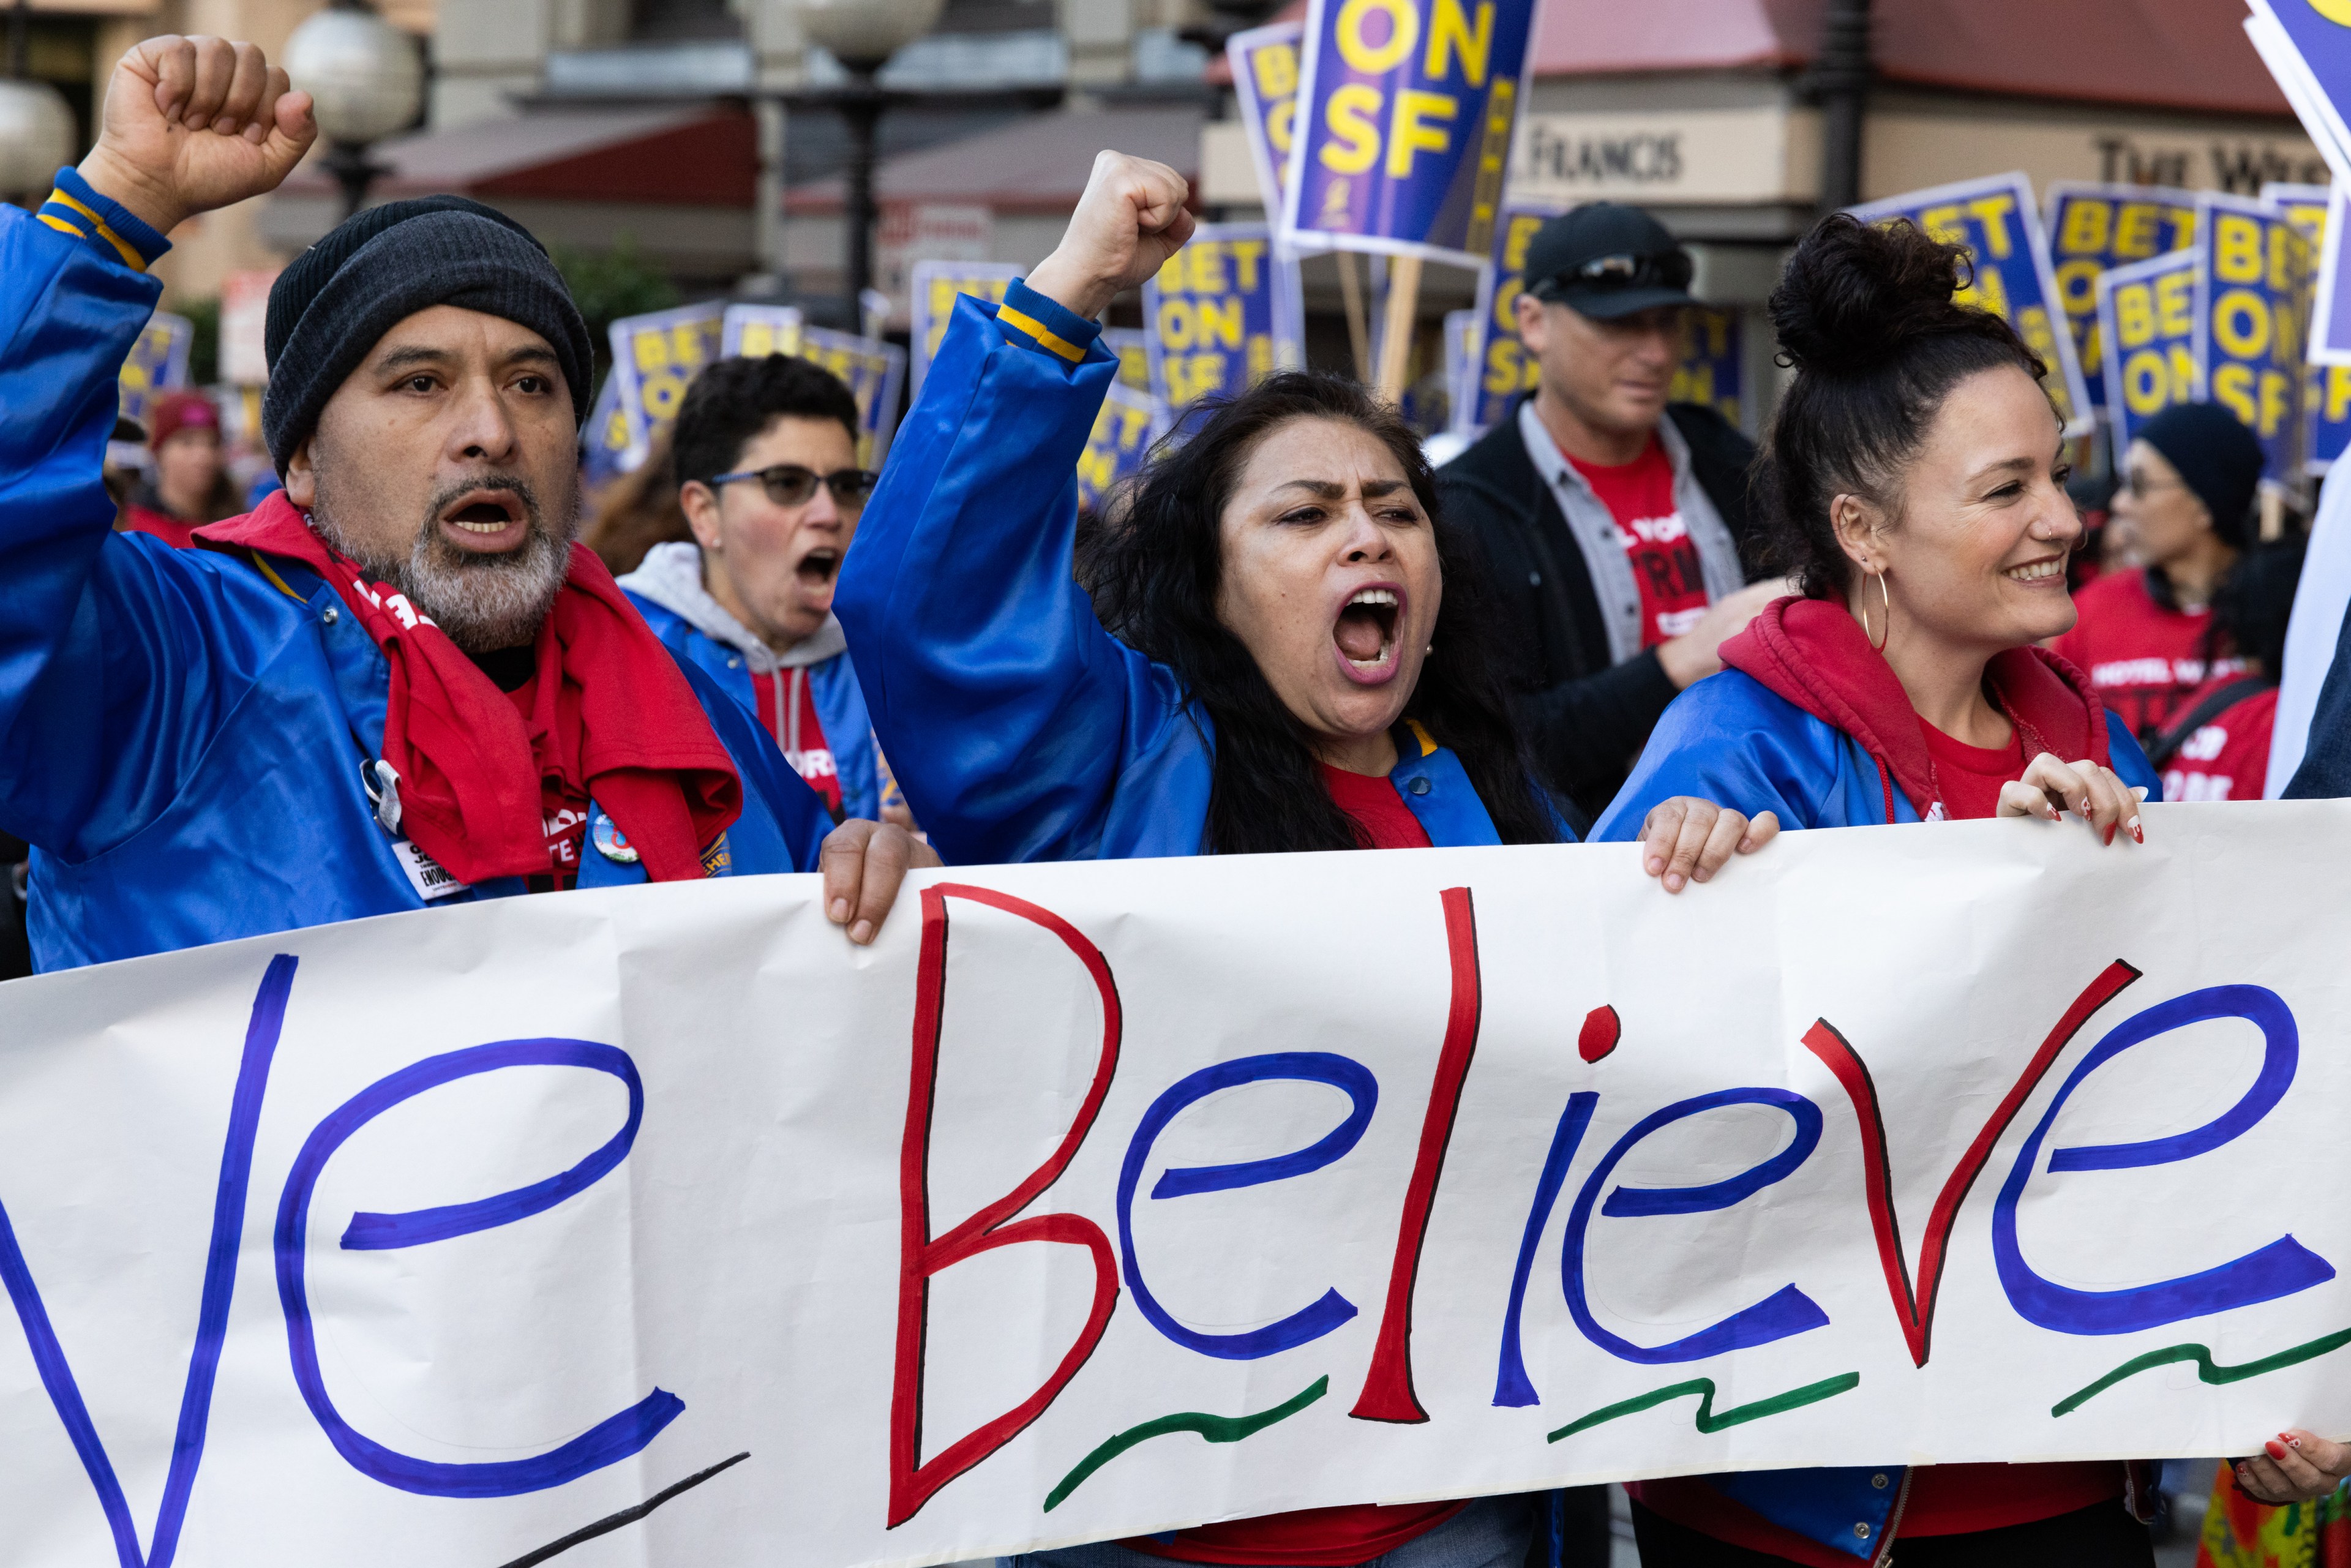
2159, 680, 2277, 803
1316, 763, 1434, 849
2050, 569, 2246, 741
1918, 719, 2025, 822
1898, 1461, 2123, 1536
1567, 438, 1709, 648
1127, 761, 1445, 1567
752, 667, 842, 816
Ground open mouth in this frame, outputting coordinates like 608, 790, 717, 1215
1333, 585, 1402, 681
795, 546, 841, 586
2003, 556, 2066, 584
437, 490, 527, 547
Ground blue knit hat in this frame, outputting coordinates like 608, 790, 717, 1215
260, 195, 593, 474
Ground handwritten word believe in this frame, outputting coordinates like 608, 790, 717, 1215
0, 890, 2326, 1564
884, 885, 2331, 1528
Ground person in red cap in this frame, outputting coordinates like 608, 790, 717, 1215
122, 388, 242, 546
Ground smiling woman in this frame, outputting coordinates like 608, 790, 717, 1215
1589, 213, 2171, 1568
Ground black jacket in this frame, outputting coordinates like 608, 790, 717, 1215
1437, 400, 1763, 819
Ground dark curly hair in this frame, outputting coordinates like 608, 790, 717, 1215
671, 353, 861, 489
1758, 213, 2052, 599
1086, 372, 1561, 855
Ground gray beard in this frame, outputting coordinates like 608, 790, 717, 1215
311, 471, 577, 655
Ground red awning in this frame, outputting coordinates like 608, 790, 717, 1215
787, 107, 1204, 216
1207, 0, 2290, 119
276, 108, 759, 206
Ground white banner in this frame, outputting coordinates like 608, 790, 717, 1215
6, 805, 2351, 1566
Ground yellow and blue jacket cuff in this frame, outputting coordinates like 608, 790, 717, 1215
996, 278, 1102, 365
39, 166, 171, 272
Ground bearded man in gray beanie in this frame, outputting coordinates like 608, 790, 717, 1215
0, 33, 929, 972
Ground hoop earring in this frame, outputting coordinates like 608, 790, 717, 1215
1860, 569, 1890, 653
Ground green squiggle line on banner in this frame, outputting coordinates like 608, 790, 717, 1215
2052, 1324, 2351, 1418
1547, 1371, 1861, 1444
1044, 1377, 1330, 1513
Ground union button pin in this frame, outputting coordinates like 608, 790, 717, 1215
591, 810, 640, 865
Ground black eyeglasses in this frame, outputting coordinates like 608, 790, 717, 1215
2120, 468, 2184, 501
1536, 251, 1694, 297
708, 463, 877, 509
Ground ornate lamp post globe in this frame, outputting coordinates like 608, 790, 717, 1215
283, 1, 424, 220
0, 75, 75, 200
793, 0, 943, 70
786, 0, 943, 323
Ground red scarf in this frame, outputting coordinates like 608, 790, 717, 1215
198, 492, 740, 885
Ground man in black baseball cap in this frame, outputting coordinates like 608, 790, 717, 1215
1438, 202, 1783, 820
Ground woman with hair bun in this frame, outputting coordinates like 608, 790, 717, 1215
1593, 212, 2167, 1562
1599, 212, 2157, 858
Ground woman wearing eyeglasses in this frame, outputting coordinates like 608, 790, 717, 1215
618, 352, 886, 823
2050, 402, 2264, 748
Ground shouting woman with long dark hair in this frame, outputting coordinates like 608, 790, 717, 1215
836, 150, 1757, 1568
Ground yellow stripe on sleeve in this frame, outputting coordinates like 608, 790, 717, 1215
37, 212, 87, 239
45, 190, 149, 271
997, 304, 1087, 364
1408, 719, 1438, 757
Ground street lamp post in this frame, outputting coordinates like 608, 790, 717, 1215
0, 0, 76, 203
788, 0, 943, 323
282, 0, 425, 222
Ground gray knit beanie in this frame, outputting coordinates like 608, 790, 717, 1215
260, 195, 594, 473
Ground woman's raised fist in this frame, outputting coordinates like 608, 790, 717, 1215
1024, 150, 1196, 323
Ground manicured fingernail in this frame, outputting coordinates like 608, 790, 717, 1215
2103, 823, 2115, 847
830, 897, 849, 921
2080, 797, 2092, 814
2289, 1436, 2304, 1449
2267, 1439, 2290, 1459
851, 920, 874, 945
2129, 818, 2142, 844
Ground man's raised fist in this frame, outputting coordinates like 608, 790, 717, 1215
78, 35, 315, 237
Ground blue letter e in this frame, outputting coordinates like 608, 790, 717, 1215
274, 1038, 682, 1498
1995, 985, 2334, 1335
1562, 1087, 1830, 1364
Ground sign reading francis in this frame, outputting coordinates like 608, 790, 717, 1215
4, 808, 2351, 1564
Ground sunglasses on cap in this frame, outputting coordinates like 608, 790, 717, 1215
1535, 250, 1695, 297
708, 463, 878, 509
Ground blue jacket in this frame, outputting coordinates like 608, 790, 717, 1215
836, 280, 1554, 861
1596, 670, 2160, 836
1590, 659, 2157, 1560
0, 189, 832, 973
620, 541, 879, 822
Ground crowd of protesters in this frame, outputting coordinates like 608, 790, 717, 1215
10, 31, 2351, 1568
